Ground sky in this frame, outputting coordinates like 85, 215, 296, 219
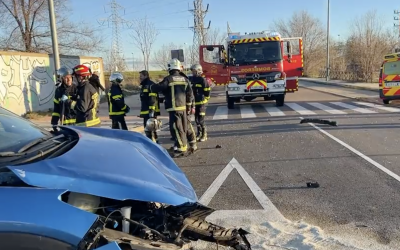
69, 0, 400, 70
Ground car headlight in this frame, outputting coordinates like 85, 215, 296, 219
228, 87, 240, 91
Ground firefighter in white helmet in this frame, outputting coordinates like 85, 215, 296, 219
150, 58, 197, 156
189, 63, 211, 141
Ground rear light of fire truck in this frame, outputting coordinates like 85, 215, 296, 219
379, 77, 382, 87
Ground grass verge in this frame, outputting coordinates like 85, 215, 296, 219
22, 109, 53, 120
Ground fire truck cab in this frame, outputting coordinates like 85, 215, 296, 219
199, 31, 303, 109
379, 53, 400, 104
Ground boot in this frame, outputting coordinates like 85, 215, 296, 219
196, 125, 202, 141
199, 127, 207, 142
189, 143, 198, 153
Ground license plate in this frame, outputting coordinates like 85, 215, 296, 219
385, 82, 400, 87
251, 86, 264, 90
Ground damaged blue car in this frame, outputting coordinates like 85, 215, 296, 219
0, 107, 251, 250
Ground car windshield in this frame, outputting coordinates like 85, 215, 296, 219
0, 107, 51, 153
229, 41, 282, 66
383, 61, 400, 75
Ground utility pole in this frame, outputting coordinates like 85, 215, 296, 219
326, 0, 330, 82
48, 0, 60, 78
189, 0, 211, 63
98, 0, 132, 72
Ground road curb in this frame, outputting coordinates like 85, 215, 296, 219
301, 79, 378, 92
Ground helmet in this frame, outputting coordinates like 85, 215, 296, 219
109, 72, 124, 84
73, 64, 91, 77
145, 118, 162, 132
167, 58, 182, 71
57, 66, 72, 78
190, 64, 203, 75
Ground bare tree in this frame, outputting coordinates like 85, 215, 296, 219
130, 16, 159, 70
345, 10, 398, 82
104, 53, 127, 72
205, 27, 226, 45
273, 10, 326, 76
152, 42, 178, 70
0, 0, 103, 55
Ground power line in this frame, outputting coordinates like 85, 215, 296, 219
189, 0, 210, 63
98, 0, 133, 71
394, 10, 400, 37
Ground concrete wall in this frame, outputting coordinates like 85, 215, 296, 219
0, 51, 105, 116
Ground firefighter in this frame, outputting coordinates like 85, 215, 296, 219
72, 64, 101, 127
51, 66, 77, 131
150, 58, 197, 155
189, 64, 211, 142
107, 72, 130, 130
139, 70, 160, 143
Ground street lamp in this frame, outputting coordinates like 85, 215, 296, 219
48, 0, 60, 76
326, 0, 330, 81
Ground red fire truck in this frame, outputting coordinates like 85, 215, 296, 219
199, 31, 304, 109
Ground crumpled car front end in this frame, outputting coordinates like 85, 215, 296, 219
0, 126, 251, 250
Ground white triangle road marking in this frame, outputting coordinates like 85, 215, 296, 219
199, 158, 285, 220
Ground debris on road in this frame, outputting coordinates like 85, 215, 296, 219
300, 118, 338, 126
306, 182, 320, 188
216, 144, 222, 148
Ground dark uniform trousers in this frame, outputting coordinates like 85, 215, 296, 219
195, 105, 206, 136
169, 111, 196, 151
112, 116, 128, 130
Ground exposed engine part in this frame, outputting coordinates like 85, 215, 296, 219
300, 118, 338, 126
66, 193, 251, 250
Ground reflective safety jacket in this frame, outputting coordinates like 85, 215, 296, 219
150, 71, 194, 112
139, 78, 160, 118
189, 75, 211, 106
107, 83, 129, 117
74, 81, 101, 127
51, 83, 77, 125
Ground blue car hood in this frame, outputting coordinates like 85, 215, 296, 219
8, 127, 197, 205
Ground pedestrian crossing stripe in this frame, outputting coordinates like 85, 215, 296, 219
205, 101, 400, 120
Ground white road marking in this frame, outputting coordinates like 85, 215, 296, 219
199, 158, 285, 220
300, 117, 400, 183
308, 102, 347, 114
212, 106, 228, 120
240, 105, 257, 118
354, 101, 400, 112
263, 105, 285, 116
330, 102, 377, 114
285, 103, 316, 115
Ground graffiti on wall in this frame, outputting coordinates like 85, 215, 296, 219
0, 52, 103, 116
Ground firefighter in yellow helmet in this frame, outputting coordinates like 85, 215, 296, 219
150, 58, 197, 156
107, 72, 130, 130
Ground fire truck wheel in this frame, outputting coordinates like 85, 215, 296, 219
227, 96, 235, 109
276, 94, 285, 107
383, 99, 390, 105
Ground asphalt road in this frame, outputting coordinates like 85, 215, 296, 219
156, 82, 400, 249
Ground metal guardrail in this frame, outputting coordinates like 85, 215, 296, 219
318, 70, 379, 83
